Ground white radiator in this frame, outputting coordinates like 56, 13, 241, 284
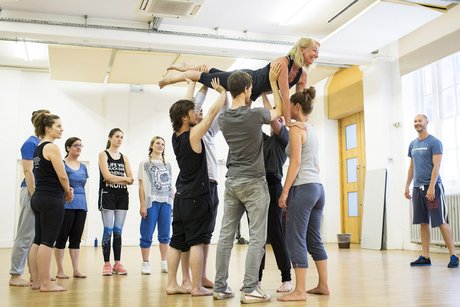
410, 194, 460, 246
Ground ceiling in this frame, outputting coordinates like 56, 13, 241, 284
0, 0, 457, 85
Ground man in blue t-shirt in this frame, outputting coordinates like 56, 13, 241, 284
404, 114, 458, 268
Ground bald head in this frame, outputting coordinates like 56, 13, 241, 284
413, 114, 428, 134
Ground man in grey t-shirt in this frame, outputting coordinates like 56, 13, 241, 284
213, 66, 283, 303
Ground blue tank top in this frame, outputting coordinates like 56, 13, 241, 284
33, 142, 64, 196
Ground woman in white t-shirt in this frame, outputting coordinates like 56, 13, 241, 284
138, 136, 174, 275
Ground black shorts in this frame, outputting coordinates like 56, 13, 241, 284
170, 194, 213, 252
98, 190, 129, 211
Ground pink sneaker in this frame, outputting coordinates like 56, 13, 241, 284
112, 263, 127, 275
102, 263, 112, 276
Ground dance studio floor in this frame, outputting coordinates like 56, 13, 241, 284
2, 243, 459, 306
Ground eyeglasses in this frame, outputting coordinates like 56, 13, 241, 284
72, 144, 84, 148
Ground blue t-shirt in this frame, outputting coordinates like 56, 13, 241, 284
408, 134, 442, 187
20, 136, 40, 187
65, 162, 89, 211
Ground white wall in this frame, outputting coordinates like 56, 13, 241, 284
0, 69, 230, 247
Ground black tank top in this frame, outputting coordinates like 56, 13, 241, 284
99, 150, 128, 193
250, 57, 303, 101
33, 142, 64, 196
172, 131, 209, 198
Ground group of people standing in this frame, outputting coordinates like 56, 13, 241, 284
8, 36, 329, 301
162, 36, 329, 303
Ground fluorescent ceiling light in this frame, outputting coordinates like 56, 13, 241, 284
279, 0, 314, 26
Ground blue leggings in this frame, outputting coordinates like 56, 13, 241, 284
139, 202, 172, 248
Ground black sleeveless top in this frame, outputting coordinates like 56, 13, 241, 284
99, 150, 128, 193
33, 142, 64, 196
172, 131, 209, 198
249, 56, 303, 101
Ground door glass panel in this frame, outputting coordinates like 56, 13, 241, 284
347, 158, 358, 183
348, 192, 358, 217
345, 124, 357, 149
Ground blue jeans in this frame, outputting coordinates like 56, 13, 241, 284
140, 202, 172, 247
214, 176, 269, 293
285, 183, 327, 268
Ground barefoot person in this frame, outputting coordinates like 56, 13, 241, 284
55, 137, 88, 279
9, 109, 49, 287
179, 81, 229, 291
160, 37, 319, 123
278, 87, 330, 301
28, 113, 74, 292
166, 78, 226, 296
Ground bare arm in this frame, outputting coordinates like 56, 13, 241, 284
22, 159, 35, 195
426, 154, 442, 201
404, 159, 414, 200
122, 155, 134, 185
279, 126, 304, 208
269, 63, 283, 121
98, 151, 132, 184
184, 80, 197, 100
272, 57, 292, 124
189, 78, 226, 153
139, 179, 147, 219
262, 93, 282, 135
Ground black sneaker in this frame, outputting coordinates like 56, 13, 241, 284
410, 255, 431, 267
448, 255, 459, 268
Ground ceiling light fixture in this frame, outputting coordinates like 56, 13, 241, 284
279, 0, 314, 26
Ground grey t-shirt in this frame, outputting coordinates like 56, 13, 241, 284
219, 106, 271, 178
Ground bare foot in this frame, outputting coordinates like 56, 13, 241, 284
158, 77, 169, 89
56, 274, 69, 279
40, 284, 67, 292
31, 283, 41, 290
9, 276, 31, 287
166, 285, 191, 295
307, 286, 330, 295
191, 286, 213, 296
277, 290, 307, 301
181, 280, 192, 292
277, 281, 293, 293
167, 63, 188, 72
50, 276, 56, 282
202, 277, 214, 289
73, 272, 87, 278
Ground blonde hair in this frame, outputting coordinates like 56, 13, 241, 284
149, 136, 166, 165
287, 37, 320, 68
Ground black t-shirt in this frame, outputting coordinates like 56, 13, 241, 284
33, 141, 64, 196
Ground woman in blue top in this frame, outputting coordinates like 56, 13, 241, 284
55, 137, 89, 279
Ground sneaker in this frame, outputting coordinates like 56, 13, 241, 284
410, 255, 431, 267
112, 263, 128, 275
240, 286, 271, 304
160, 260, 168, 273
213, 287, 235, 300
448, 255, 459, 268
102, 263, 112, 276
141, 262, 151, 275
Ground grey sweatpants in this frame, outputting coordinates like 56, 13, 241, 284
10, 187, 35, 275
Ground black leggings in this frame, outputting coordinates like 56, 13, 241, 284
31, 192, 65, 248
259, 182, 292, 282
55, 209, 87, 249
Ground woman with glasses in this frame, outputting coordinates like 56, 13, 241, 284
55, 137, 89, 279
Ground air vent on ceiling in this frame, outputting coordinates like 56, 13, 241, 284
138, 0, 205, 18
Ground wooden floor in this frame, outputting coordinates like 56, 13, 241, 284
2, 243, 460, 306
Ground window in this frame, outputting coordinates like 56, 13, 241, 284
403, 52, 460, 194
